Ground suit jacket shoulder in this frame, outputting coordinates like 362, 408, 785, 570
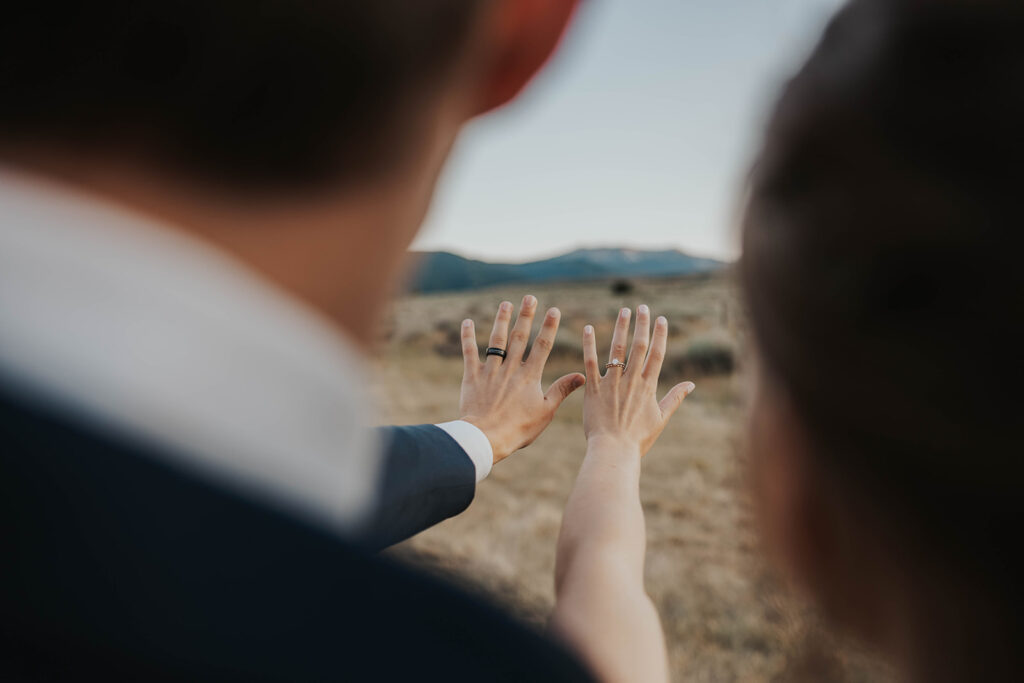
0, 384, 593, 682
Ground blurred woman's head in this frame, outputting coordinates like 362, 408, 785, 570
740, 0, 1024, 678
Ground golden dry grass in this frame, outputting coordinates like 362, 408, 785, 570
371, 273, 893, 682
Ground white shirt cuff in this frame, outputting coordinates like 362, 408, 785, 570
434, 420, 493, 483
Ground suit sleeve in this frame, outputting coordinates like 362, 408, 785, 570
358, 424, 478, 551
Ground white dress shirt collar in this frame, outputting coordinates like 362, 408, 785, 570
0, 168, 382, 531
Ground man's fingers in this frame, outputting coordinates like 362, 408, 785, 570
583, 325, 600, 379
643, 316, 669, 381
505, 295, 537, 364
461, 318, 479, 375
606, 307, 631, 378
545, 372, 586, 408
526, 307, 561, 372
626, 304, 650, 382
659, 381, 696, 420
486, 300, 514, 368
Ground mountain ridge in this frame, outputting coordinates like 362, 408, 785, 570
408, 247, 726, 293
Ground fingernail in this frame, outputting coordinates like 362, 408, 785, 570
683, 381, 696, 395
620, 308, 630, 318
462, 319, 472, 327
638, 304, 649, 315
548, 307, 560, 318
501, 301, 512, 312
584, 325, 594, 335
524, 295, 536, 307
657, 316, 667, 326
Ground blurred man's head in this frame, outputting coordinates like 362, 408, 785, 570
740, 0, 1024, 678
0, 0, 579, 340
1, 0, 579, 193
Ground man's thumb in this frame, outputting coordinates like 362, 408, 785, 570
545, 373, 586, 406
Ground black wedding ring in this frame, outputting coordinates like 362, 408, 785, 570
486, 347, 507, 360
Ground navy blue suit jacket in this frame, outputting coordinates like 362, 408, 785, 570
0, 382, 594, 681
362, 424, 478, 550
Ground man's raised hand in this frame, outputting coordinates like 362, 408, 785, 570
459, 295, 586, 465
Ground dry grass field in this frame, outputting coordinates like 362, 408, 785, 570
371, 273, 893, 682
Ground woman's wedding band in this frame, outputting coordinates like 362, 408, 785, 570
605, 359, 626, 370
486, 347, 507, 359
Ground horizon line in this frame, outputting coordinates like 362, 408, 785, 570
410, 243, 735, 266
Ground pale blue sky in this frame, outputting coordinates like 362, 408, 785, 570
414, 0, 844, 263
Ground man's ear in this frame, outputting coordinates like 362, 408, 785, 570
472, 0, 581, 115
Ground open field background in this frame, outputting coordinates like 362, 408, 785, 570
372, 273, 892, 682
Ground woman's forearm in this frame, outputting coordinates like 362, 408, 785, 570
552, 309, 689, 682
555, 437, 645, 591
551, 437, 669, 683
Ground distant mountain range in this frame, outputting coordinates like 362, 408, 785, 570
408, 248, 726, 293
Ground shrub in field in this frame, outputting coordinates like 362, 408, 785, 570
541, 338, 582, 361
434, 324, 465, 358
610, 279, 635, 295
666, 334, 736, 377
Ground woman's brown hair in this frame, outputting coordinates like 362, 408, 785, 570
741, 0, 1024, 671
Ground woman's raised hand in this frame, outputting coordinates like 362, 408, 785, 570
551, 304, 687, 683
582, 305, 695, 456
460, 295, 586, 465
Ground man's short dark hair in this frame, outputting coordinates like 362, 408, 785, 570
0, 1, 483, 191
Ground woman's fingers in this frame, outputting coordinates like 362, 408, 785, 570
606, 307, 632, 377
505, 295, 538, 364
461, 318, 479, 375
486, 301, 514, 368
643, 316, 669, 381
526, 307, 561, 373
626, 305, 650, 382
583, 324, 600, 379
659, 381, 696, 421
